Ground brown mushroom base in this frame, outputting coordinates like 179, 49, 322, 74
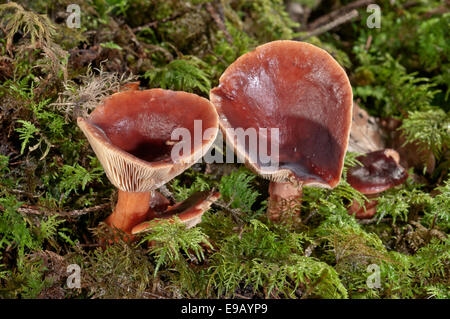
131, 191, 221, 234
105, 190, 154, 234
348, 194, 378, 219
104, 190, 220, 241
267, 181, 303, 222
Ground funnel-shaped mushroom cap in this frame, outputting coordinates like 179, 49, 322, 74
347, 149, 408, 195
210, 40, 353, 188
78, 89, 219, 192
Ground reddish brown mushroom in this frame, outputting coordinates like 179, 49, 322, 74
210, 40, 353, 222
131, 191, 221, 234
78, 89, 219, 234
347, 149, 408, 219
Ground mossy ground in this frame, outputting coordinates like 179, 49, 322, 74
0, 0, 448, 299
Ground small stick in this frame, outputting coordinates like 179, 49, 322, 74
356, 215, 379, 224
302, 209, 317, 224
58, 203, 111, 217
212, 200, 242, 216
132, 3, 204, 33
299, 10, 359, 40
132, 12, 186, 33
365, 34, 373, 51
142, 291, 168, 299
205, 2, 233, 44
307, 0, 373, 30
422, 5, 449, 18
15, 203, 111, 217
301, 269, 329, 299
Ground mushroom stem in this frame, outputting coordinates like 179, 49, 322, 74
131, 191, 221, 234
105, 190, 153, 234
346, 149, 408, 220
267, 181, 303, 222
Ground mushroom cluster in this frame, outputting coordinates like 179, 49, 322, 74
210, 40, 353, 222
79, 40, 358, 235
78, 88, 220, 235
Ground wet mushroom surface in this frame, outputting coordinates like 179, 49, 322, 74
347, 149, 409, 195
132, 191, 221, 234
78, 88, 219, 234
347, 149, 409, 219
211, 40, 353, 187
88, 88, 218, 164
211, 40, 353, 222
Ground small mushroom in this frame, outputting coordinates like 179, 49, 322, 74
131, 191, 221, 234
210, 40, 353, 222
78, 88, 219, 234
347, 149, 408, 219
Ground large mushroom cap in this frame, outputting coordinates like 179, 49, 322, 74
78, 89, 219, 192
210, 40, 353, 188
347, 149, 408, 195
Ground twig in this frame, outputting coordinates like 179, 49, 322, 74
142, 291, 168, 299
300, 269, 329, 299
131, 13, 184, 33
302, 209, 317, 224
158, 185, 175, 201
307, 0, 374, 30
356, 215, 379, 224
140, 42, 174, 62
299, 9, 359, 40
10, 188, 44, 198
212, 199, 242, 216
61, 203, 111, 217
205, 2, 233, 44
8, 161, 24, 165
422, 4, 450, 18
15, 203, 111, 217
79, 243, 103, 248
357, 216, 392, 225
402, 1, 420, 9
212, 199, 245, 226
131, 4, 204, 33
205, 48, 228, 66
365, 34, 373, 51
124, 24, 146, 59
